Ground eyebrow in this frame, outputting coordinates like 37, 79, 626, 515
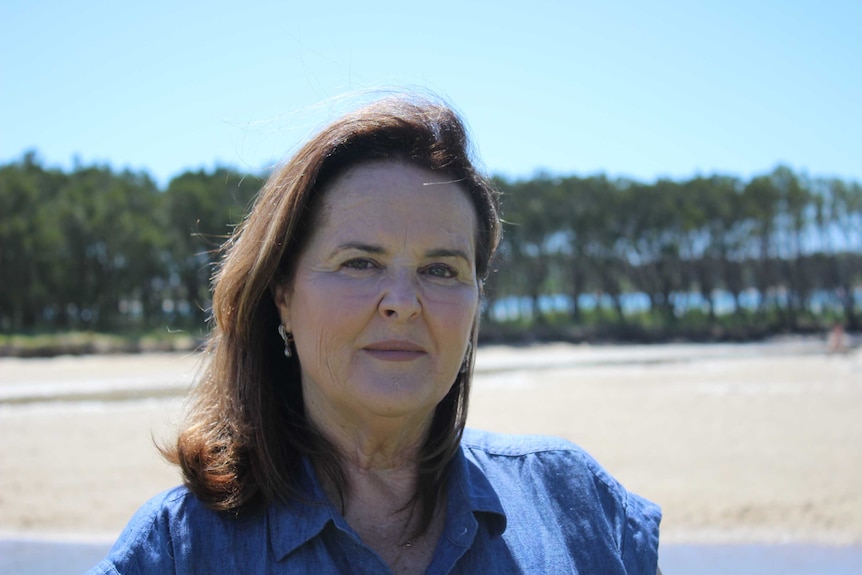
335, 242, 385, 255
333, 243, 471, 262
424, 248, 472, 263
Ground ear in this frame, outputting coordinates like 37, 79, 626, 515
271, 282, 292, 332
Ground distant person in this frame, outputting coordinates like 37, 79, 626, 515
828, 322, 847, 354
87, 94, 661, 574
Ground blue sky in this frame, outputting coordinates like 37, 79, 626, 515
2, 0, 860, 187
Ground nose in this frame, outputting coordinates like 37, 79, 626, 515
379, 269, 421, 320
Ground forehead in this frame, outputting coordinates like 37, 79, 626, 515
315, 160, 478, 248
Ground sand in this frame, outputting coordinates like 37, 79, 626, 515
1, 340, 860, 545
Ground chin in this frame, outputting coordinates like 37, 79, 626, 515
354, 377, 447, 414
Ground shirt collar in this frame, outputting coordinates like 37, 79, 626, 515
267, 457, 339, 561
446, 443, 507, 545
267, 444, 508, 560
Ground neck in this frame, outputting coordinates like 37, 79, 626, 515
303, 398, 446, 574
311, 416, 429, 539
303, 384, 434, 474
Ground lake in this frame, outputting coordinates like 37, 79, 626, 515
2, 538, 860, 574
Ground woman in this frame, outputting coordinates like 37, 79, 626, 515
88, 95, 661, 574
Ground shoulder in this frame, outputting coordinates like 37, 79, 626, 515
90, 486, 219, 574
460, 428, 616, 488
120, 485, 207, 537
91, 486, 274, 574
461, 427, 591, 455
460, 427, 659, 513
460, 429, 661, 573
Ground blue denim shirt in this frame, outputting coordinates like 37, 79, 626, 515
88, 429, 661, 574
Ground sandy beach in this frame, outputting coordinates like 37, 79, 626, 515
1, 339, 860, 547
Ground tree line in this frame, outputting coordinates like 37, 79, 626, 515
487, 167, 861, 339
0, 152, 260, 334
1, 152, 860, 340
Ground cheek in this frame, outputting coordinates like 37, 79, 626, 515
303, 274, 383, 307
290, 277, 372, 349
292, 303, 355, 388
424, 286, 479, 334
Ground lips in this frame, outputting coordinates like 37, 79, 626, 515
364, 340, 425, 352
363, 340, 427, 361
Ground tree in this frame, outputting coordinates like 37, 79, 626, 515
0, 153, 67, 330
164, 168, 260, 327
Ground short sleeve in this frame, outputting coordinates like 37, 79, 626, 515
621, 490, 661, 575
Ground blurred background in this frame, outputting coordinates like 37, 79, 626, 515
1, 1, 861, 573
1, 0, 861, 346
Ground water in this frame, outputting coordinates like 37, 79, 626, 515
488, 287, 862, 322
2, 539, 860, 574
0, 538, 111, 575
660, 544, 862, 574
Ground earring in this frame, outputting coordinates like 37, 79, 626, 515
277, 324, 294, 358
460, 341, 473, 374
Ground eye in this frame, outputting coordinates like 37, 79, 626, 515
342, 258, 378, 271
424, 264, 457, 279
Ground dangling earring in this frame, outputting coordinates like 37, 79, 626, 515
277, 324, 294, 358
460, 341, 473, 374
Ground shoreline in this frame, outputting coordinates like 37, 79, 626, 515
1, 340, 860, 546
3, 540, 860, 575
0, 336, 842, 405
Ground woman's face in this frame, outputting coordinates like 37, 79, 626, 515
274, 160, 479, 429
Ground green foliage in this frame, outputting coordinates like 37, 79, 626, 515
163, 168, 260, 325
1, 154, 860, 342
0, 153, 260, 333
490, 165, 862, 337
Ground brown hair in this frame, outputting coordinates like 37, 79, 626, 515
165, 94, 501, 534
